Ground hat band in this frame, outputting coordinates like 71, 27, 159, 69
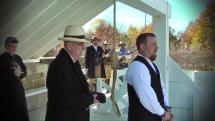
64, 35, 85, 39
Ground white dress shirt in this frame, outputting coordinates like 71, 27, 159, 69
126, 54, 170, 116
92, 45, 98, 51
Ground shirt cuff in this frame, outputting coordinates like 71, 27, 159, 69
158, 107, 165, 116
160, 111, 165, 118
164, 106, 172, 110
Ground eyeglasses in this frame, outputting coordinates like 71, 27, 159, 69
70, 42, 85, 45
76, 42, 85, 45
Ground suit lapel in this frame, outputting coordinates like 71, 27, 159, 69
73, 61, 89, 90
61, 49, 89, 91
90, 45, 96, 53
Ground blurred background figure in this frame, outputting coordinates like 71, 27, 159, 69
85, 36, 106, 91
102, 40, 112, 84
118, 41, 129, 56
118, 41, 131, 67
0, 37, 28, 121
103, 40, 112, 56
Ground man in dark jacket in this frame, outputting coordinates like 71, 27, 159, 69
45, 25, 103, 121
0, 37, 28, 121
85, 36, 106, 79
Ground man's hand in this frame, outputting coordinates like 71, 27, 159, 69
12, 63, 22, 77
166, 108, 172, 113
162, 111, 172, 121
93, 94, 100, 103
166, 108, 173, 121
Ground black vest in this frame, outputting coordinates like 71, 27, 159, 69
127, 56, 165, 121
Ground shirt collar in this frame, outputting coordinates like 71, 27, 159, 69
92, 44, 97, 49
5, 51, 15, 56
64, 48, 76, 63
138, 53, 153, 63
138, 53, 157, 72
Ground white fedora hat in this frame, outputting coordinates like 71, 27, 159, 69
58, 25, 90, 43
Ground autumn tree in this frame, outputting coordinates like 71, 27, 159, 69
127, 24, 153, 49
169, 27, 178, 51
127, 25, 139, 49
140, 24, 152, 33
180, 0, 215, 52
87, 19, 120, 48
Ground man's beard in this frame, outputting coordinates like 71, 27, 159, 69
149, 48, 157, 61
150, 54, 157, 61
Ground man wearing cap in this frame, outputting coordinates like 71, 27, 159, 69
118, 41, 130, 67
102, 41, 112, 56
102, 40, 112, 65
85, 36, 106, 88
118, 41, 129, 56
0, 37, 28, 121
45, 25, 105, 121
102, 41, 112, 82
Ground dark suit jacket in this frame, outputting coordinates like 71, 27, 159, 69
85, 45, 105, 78
0, 52, 28, 121
45, 48, 94, 121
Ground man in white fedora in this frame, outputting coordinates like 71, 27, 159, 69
45, 25, 105, 121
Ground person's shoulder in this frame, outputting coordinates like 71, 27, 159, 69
128, 61, 148, 71
48, 56, 65, 71
55, 50, 74, 66
98, 46, 102, 49
0, 52, 7, 57
127, 61, 150, 78
86, 45, 93, 50
87, 45, 93, 48
14, 54, 22, 59
129, 61, 144, 66
54, 52, 67, 64
0, 53, 4, 61
0, 52, 8, 62
0, 53, 3, 58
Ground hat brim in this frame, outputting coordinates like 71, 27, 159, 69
58, 37, 90, 43
103, 43, 111, 45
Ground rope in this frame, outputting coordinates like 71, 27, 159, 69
110, 0, 121, 117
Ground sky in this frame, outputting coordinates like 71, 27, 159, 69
83, 0, 208, 35
167, 0, 208, 34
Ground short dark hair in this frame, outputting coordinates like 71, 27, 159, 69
5, 36, 19, 48
136, 33, 156, 50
